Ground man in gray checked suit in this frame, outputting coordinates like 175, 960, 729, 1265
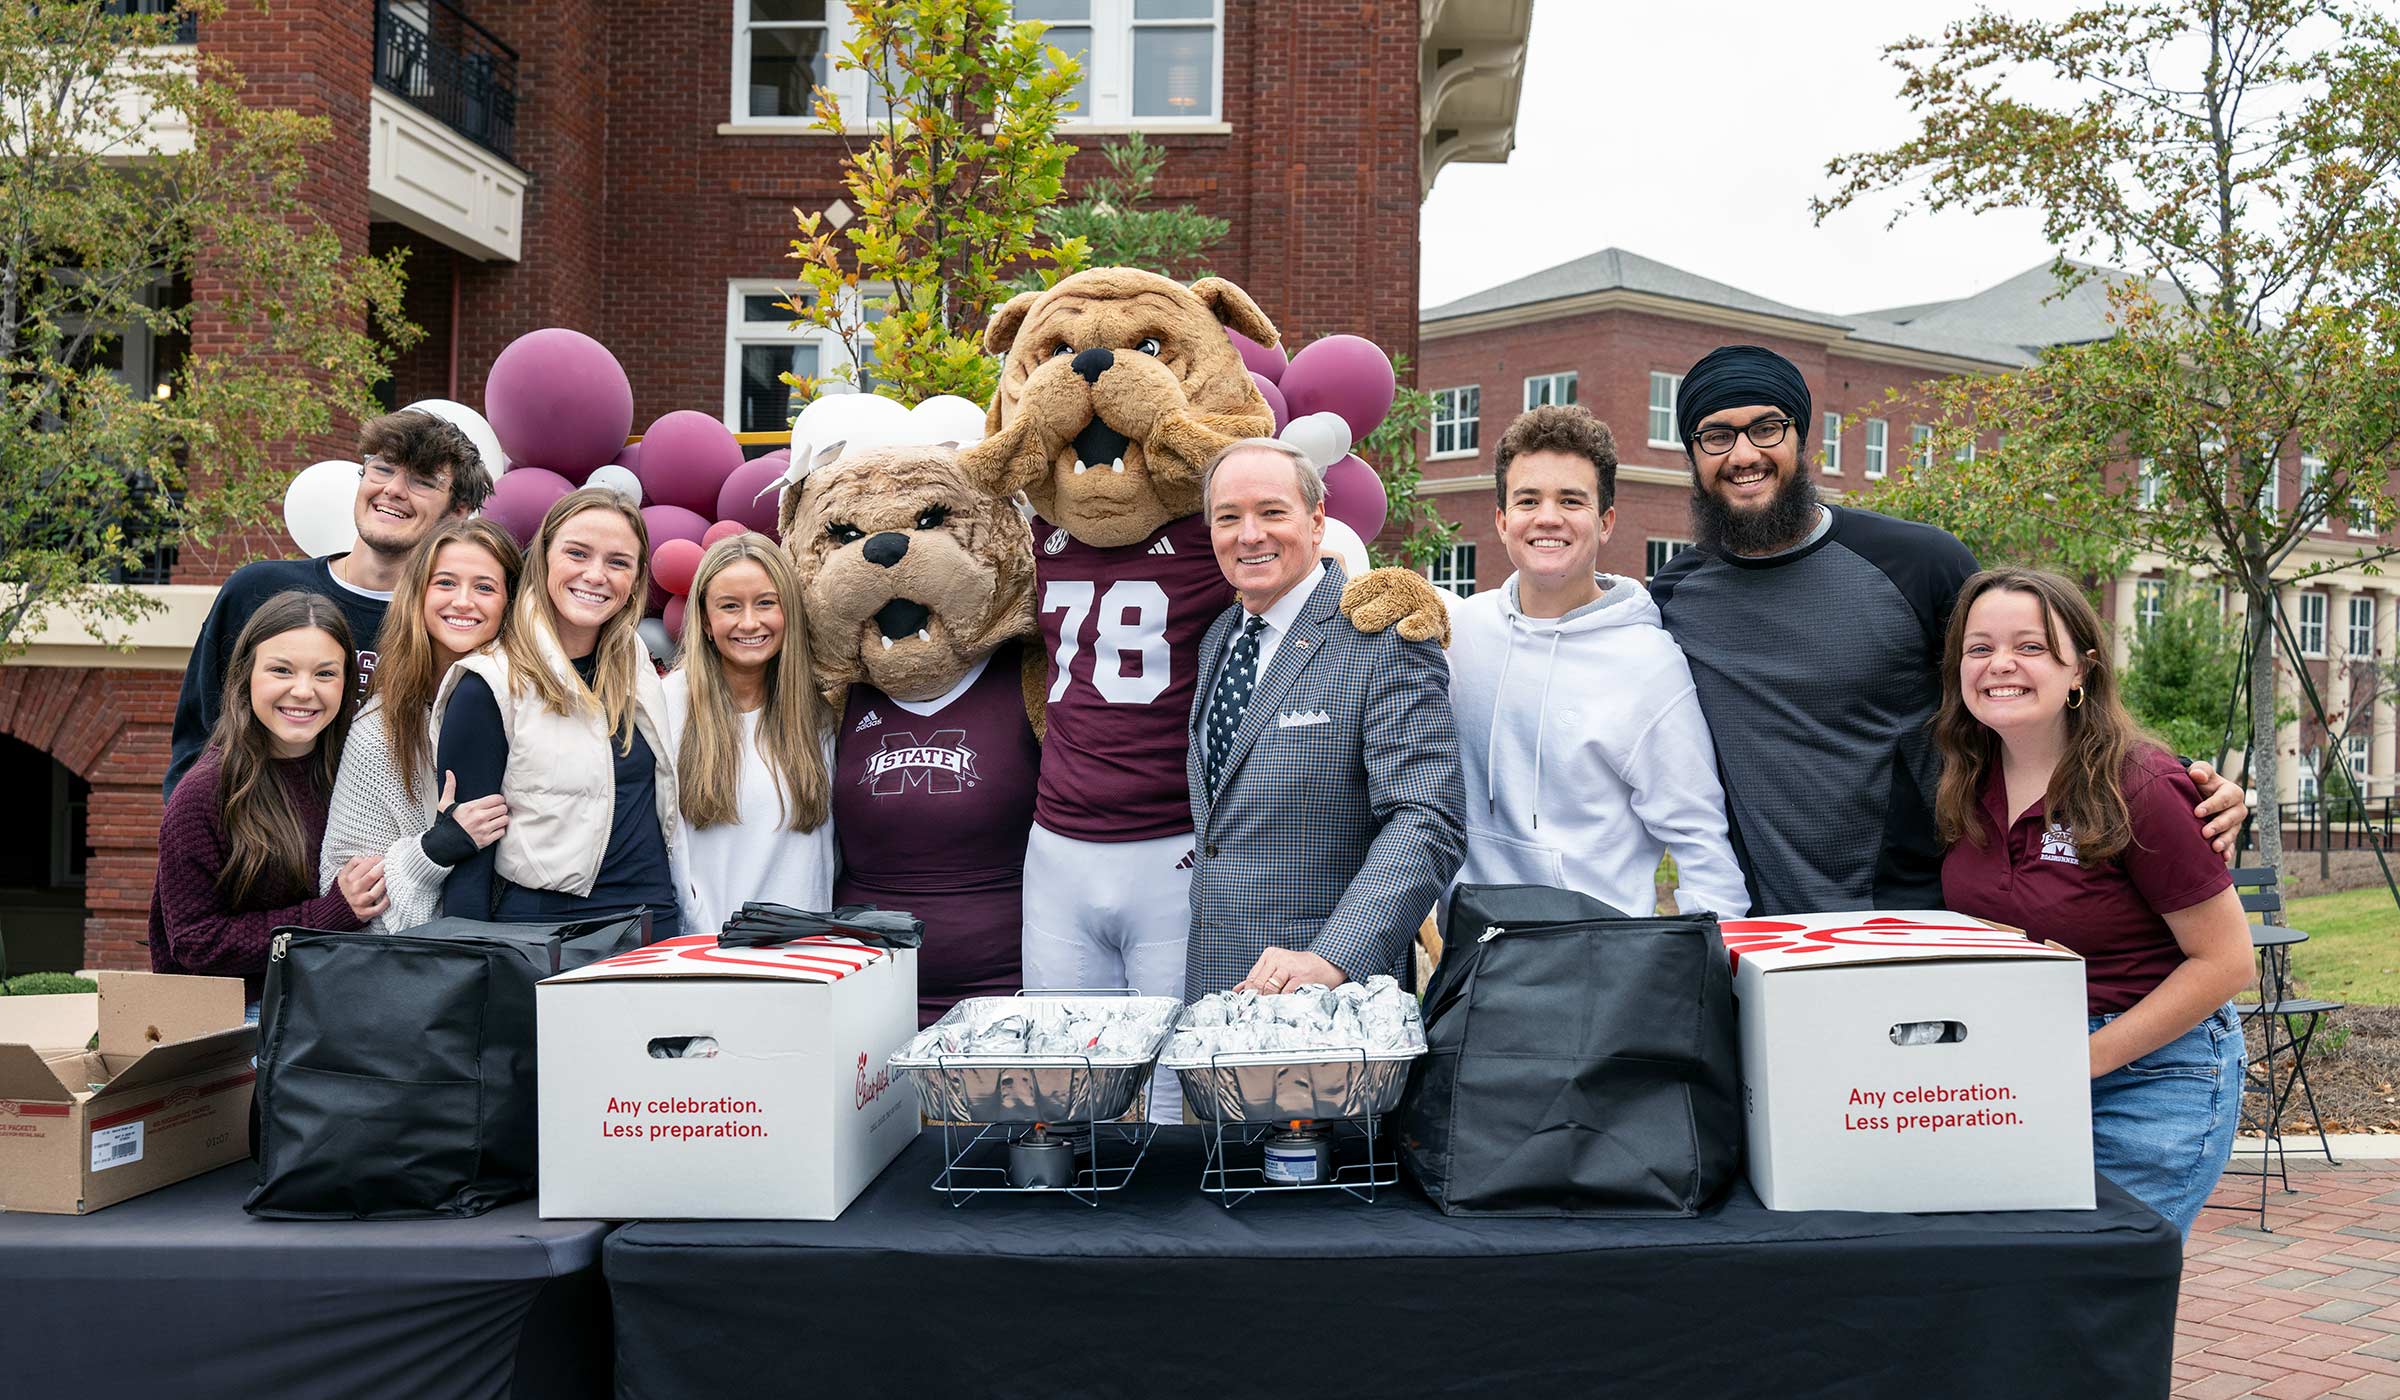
1184, 439, 1466, 1001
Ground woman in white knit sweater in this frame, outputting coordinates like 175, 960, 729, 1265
319, 518, 520, 931
663, 533, 838, 936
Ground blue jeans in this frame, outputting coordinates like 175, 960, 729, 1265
2089, 1003, 2243, 1234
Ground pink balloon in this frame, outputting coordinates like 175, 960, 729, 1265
1281, 335, 1398, 443
1227, 327, 1288, 383
634, 411, 744, 517
480, 467, 574, 548
663, 594, 688, 643
653, 539, 704, 597
702, 520, 747, 549
717, 453, 790, 536
1250, 372, 1291, 433
484, 329, 634, 480
640, 504, 710, 612
1323, 454, 1388, 542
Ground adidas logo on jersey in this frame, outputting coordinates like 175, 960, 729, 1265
853, 711, 882, 733
1147, 537, 1175, 556
1174, 849, 1195, 870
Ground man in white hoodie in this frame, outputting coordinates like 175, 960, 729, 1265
1446, 405, 1750, 919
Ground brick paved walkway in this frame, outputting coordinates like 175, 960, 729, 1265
2178, 1156, 2400, 1397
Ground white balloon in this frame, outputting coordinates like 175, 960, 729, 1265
637, 617, 676, 666
402, 398, 507, 481
1318, 517, 1369, 577
283, 460, 362, 557
787, 392, 913, 482
908, 394, 988, 449
586, 463, 644, 506
1280, 411, 1353, 470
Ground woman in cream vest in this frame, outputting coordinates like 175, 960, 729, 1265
434, 487, 687, 939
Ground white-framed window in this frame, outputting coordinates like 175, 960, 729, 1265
2253, 436, 2280, 513
1646, 537, 1692, 580
1424, 542, 1475, 597
1430, 386, 1479, 458
1953, 435, 1976, 464
2353, 500, 2379, 536
2346, 732, 2372, 787
2297, 756, 2321, 819
2136, 579, 2167, 633
1647, 372, 1681, 448
2350, 595, 2376, 658
2299, 591, 2328, 657
1910, 424, 1934, 470
2136, 458, 2164, 511
733, 0, 836, 124
1863, 418, 1888, 479
1019, 0, 1222, 124
1821, 412, 1843, 474
1523, 371, 1577, 411
2299, 449, 2326, 528
723, 279, 878, 433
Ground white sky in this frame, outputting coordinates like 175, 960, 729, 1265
1418, 0, 2084, 316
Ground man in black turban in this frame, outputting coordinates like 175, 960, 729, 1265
1673, 344, 1820, 557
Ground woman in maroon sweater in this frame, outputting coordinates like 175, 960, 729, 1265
150, 592, 389, 1010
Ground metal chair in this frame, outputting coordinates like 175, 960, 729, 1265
2226, 866, 2342, 1228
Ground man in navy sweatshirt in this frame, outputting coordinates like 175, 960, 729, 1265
164, 412, 493, 798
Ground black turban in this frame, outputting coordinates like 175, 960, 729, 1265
1675, 345, 1812, 449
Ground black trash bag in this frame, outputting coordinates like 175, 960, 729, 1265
1396, 884, 1742, 1217
246, 911, 647, 1219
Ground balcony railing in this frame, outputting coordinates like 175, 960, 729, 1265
102, 0, 197, 45
374, 0, 517, 162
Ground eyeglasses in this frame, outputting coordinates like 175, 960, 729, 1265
1689, 417, 1795, 456
361, 458, 451, 496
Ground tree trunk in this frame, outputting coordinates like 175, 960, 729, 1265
2247, 579, 2284, 913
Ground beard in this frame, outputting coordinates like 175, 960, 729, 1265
1690, 466, 1821, 556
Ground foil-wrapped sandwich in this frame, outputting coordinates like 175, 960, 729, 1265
1165, 975, 1424, 1060
895, 996, 1181, 1064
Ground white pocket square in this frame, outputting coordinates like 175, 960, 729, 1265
1276, 709, 1332, 729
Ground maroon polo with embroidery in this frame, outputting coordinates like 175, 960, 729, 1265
1941, 744, 2233, 1015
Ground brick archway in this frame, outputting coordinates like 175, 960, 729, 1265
0, 666, 182, 970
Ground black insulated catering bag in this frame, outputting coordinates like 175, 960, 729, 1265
1398, 884, 1742, 1216
246, 912, 647, 1219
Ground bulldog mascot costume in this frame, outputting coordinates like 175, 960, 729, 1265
959, 267, 1443, 1119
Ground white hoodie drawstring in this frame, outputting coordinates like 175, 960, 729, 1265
1486, 621, 1519, 818
1531, 630, 1560, 829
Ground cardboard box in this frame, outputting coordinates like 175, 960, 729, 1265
1723, 911, 2094, 1213
537, 934, 919, 1220
0, 971, 255, 1215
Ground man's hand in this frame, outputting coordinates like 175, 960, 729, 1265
1236, 947, 1348, 994
2186, 758, 2250, 858
1340, 567, 1452, 646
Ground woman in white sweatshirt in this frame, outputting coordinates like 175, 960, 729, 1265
662, 533, 838, 935
1445, 405, 1750, 919
320, 518, 520, 931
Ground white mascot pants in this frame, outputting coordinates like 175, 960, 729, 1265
1020, 822, 1192, 1123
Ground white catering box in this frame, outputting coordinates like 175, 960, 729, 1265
1723, 911, 2094, 1214
537, 934, 920, 1220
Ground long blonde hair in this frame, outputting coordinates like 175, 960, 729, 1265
503, 487, 653, 751
676, 533, 831, 831
370, 518, 523, 799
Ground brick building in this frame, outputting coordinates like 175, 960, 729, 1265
1413, 246, 2398, 816
5, 0, 1533, 972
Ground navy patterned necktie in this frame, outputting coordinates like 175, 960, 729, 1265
1205, 615, 1269, 792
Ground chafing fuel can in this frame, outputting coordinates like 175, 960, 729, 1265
1008, 1127, 1077, 1189
1263, 1124, 1335, 1185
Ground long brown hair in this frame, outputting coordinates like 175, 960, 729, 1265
676, 534, 832, 831
208, 592, 358, 905
370, 518, 523, 800
503, 487, 652, 751
1933, 567, 2155, 862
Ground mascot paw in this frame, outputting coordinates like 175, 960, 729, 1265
1342, 568, 1453, 648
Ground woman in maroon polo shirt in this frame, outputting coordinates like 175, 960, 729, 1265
1934, 568, 2253, 1234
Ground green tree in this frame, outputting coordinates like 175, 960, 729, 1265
0, 0, 415, 659
783, 0, 1087, 407
1021, 131, 1226, 287
1817, 0, 2400, 880
1355, 362, 1452, 569
2124, 586, 2248, 759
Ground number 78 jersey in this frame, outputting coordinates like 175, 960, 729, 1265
1030, 513, 1233, 843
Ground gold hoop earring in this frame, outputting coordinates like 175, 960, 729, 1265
2067, 686, 2085, 710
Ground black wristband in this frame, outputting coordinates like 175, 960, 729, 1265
420, 806, 480, 867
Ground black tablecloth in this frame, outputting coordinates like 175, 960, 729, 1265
0, 1164, 612, 1400
606, 1128, 2181, 1400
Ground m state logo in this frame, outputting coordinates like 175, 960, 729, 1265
861, 728, 980, 795
855, 1052, 892, 1110
2038, 821, 2081, 866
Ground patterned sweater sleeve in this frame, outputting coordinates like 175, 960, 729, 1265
321, 709, 447, 933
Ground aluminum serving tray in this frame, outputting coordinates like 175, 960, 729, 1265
889, 994, 1182, 1125
1159, 1010, 1428, 1124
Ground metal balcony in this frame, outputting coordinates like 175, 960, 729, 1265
374, 0, 517, 162
102, 1, 197, 45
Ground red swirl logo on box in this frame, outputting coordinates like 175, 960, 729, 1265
1720, 913, 2051, 971
561, 933, 890, 984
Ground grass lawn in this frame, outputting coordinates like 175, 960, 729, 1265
2280, 885, 2400, 1006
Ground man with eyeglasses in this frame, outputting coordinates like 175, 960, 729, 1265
1649, 343, 2245, 915
164, 411, 495, 798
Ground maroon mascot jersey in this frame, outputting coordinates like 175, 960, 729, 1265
833, 640, 1040, 1026
1030, 512, 1230, 843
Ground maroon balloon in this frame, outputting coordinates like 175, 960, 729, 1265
1281, 334, 1398, 443
702, 520, 746, 549
484, 329, 634, 480
717, 452, 790, 536
1249, 372, 1291, 433
640, 504, 711, 612
1226, 326, 1288, 383
1323, 454, 1388, 541
634, 411, 744, 517
662, 594, 688, 644
480, 467, 574, 548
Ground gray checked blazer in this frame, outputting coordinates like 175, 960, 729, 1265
1183, 561, 1466, 1000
